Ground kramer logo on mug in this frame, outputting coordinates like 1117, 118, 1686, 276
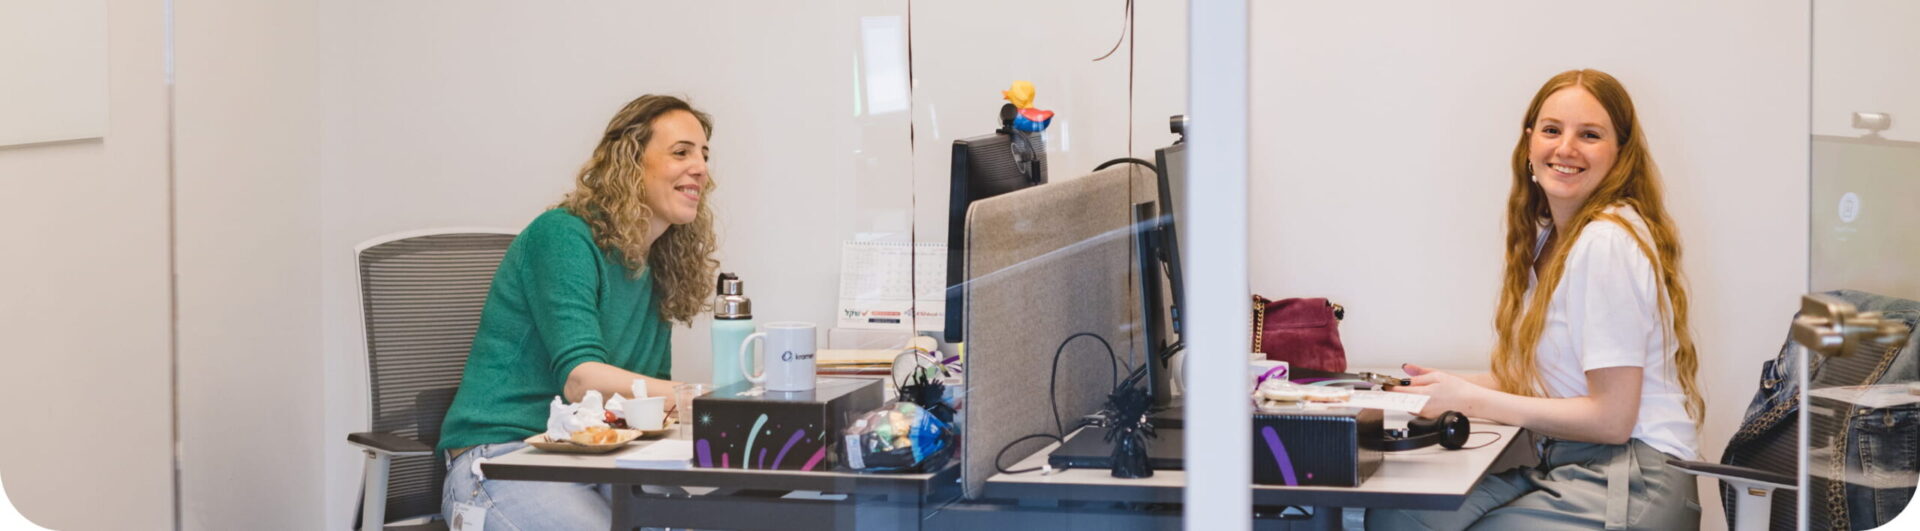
739, 322, 817, 392
779, 350, 815, 362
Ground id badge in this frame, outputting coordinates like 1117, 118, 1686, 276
448, 502, 486, 531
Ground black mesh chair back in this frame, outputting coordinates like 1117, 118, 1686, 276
356, 231, 515, 525
1720, 336, 1803, 531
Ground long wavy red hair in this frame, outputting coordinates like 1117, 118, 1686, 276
1492, 69, 1704, 426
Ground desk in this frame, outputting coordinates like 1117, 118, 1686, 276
480, 417, 1532, 530
977, 414, 1531, 529
480, 426, 962, 531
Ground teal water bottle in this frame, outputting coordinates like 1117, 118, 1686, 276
710, 273, 754, 392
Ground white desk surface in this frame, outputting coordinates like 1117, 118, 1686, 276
984, 412, 1528, 510
480, 427, 956, 495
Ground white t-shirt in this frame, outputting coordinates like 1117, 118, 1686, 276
1529, 204, 1698, 460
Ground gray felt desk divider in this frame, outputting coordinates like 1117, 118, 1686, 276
959, 164, 1154, 499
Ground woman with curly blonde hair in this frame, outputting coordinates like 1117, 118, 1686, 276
437, 94, 720, 529
1371, 70, 1703, 530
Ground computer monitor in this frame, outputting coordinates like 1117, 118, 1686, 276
1152, 140, 1189, 333
944, 111, 1048, 343
1140, 129, 1188, 408
1132, 201, 1174, 407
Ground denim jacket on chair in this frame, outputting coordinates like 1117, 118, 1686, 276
1825, 291, 1918, 528
1724, 290, 1919, 529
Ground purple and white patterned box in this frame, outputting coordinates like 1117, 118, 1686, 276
691, 378, 883, 471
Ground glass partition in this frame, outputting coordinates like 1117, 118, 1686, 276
907, 0, 1191, 519
1803, 1, 1920, 528
297, 1, 1191, 530
303, 3, 927, 530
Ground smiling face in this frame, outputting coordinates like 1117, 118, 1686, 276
1526, 87, 1619, 215
639, 109, 711, 226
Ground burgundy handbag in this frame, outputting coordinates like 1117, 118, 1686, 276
1251, 296, 1347, 373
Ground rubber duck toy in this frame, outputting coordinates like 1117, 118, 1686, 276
1001, 81, 1055, 133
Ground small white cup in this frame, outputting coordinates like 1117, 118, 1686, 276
627, 396, 667, 430
739, 321, 818, 392
1251, 359, 1290, 390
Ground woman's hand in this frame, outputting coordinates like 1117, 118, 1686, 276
1391, 364, 1488, 418
1404, 363, 1500, 389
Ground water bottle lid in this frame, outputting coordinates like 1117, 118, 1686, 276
715, 272, 751, 318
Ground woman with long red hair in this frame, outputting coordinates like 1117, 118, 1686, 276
1372, 70, 1703, 530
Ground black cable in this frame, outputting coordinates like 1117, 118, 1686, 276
1462, 431, 1505, 450
1159, 339, 1184, 365
1093, 157, 1158, 174
991, 332, 1121, 477
993, 433, 1066, 475
1120, 362, 1151, 393
1050, 332, 1120, 435
1091, 0, 1134, 62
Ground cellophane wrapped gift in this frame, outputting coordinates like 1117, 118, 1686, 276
843, 402, 956, 473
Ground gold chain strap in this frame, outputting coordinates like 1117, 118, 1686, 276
1827, 425, 1850, 530
1251, 295, 1267, 354
1734, 397, 1796, 443
1822, 340, 1902, 528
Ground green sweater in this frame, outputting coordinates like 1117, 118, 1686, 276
437, 209, 672, 452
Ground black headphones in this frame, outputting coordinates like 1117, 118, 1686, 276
1381, 411, 1471, 451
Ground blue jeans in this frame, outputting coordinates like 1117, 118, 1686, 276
442, 441, 611, 531
1366, 439, 1699, 530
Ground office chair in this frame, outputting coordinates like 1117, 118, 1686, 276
346, 229, 516, 531
1670, 291, 1917, 531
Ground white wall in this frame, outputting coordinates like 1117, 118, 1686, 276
0, 0, 173, 528
1813, 0, 1920, 142
0, 0, 107, 146
1250, 3, 1808, 529
173, 0, 325, 528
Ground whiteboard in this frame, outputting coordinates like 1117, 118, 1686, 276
0, 0, 108, 147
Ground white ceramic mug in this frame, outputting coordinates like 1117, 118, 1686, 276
738, 321, 817, 392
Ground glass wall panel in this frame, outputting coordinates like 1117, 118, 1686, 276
1803, 1, 1920, 529
297, 2, 923, 529
908, 0, 1191, 524
281, 1, 1193, 529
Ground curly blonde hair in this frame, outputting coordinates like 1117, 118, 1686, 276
1492, 69, 1705, 427
556, 94, 719, 325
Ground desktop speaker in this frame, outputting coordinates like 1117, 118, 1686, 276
1251, 407, 1383, 487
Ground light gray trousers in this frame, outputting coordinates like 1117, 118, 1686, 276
1367, 438, 1701, 531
